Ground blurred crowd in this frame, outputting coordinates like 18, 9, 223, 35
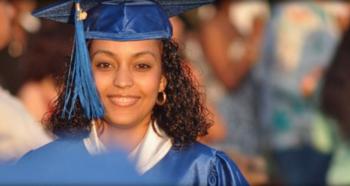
1, 0, 350, 185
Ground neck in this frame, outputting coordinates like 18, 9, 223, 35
97, 117, 151, 152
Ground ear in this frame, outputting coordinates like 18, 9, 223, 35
159, 75, 167, 92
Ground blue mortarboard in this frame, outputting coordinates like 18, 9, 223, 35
33, 0, 214, 120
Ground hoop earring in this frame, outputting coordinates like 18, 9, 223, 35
156, 91, 167, 106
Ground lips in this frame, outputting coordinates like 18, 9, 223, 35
107, 95, 140, 107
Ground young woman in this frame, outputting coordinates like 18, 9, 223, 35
20, 1, 248, 185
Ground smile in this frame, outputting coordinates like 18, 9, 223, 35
107, 95, 140, 107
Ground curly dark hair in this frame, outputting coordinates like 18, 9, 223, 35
46, 39, 212, 148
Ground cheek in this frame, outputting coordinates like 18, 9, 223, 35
135, 72, 162, 99
93, 71, 114, 94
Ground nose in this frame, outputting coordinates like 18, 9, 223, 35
113, 66, 133, 88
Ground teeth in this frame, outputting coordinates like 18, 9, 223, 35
109, 96, 138, 107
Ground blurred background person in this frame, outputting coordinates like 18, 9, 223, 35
253, 0, 350, 185
0, 0, 39, 95
0, 0, 52, 165
7, 0, 40, 58
17, 20, 73, 123
199, 0, 267, 154
197, 0, 269, 184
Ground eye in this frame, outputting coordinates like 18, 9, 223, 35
95, 62, 113, 70
135, 63, 152, 71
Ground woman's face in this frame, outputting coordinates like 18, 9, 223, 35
90, 40, 166, 128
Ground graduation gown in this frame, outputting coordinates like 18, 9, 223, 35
13, 139, 248, 185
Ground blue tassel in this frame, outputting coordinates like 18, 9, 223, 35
62, 1, 104, 119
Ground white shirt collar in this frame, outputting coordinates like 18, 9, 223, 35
83, 121, 107, 155
83, 121, 172, 174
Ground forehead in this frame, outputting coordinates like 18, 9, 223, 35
90, 39, 162, 55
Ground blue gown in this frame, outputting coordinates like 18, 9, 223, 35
12, 139, 248, 185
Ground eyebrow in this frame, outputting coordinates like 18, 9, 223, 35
91, 50, 116, 60
132, 51, 158, 61
90, 50, 158, 61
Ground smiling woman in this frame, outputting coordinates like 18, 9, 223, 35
17, 0, 248, 185
89, 40, 165, 151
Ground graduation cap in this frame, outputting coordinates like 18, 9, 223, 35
33, 0, 214, 120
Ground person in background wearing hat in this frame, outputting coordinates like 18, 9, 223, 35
0, 0, 52, 165
18, 0, 248, 185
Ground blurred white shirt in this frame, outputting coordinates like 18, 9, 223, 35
0, 86, 52, 164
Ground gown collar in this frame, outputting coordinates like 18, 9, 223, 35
83, 121, 172, 174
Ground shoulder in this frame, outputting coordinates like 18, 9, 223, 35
174, 142, 235, 162
170, 142, 249, 185
15, 139, 94, 180
10, 139, 142, 184
177, 142, 219, 157
18, 139, 87, 164
26, 138, 85, 154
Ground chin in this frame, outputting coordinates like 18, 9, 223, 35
104, 115, 140, 129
